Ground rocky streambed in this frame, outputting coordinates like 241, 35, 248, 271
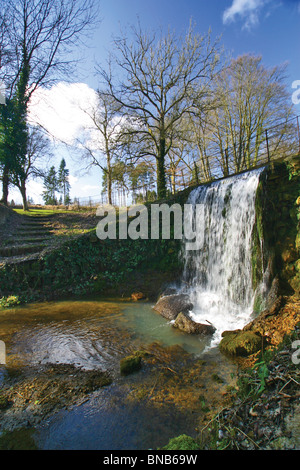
0, 290, 299, 450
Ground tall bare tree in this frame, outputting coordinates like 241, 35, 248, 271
99, 22, 221, 199
210, 55, 295, 173
78, 91, 124, 205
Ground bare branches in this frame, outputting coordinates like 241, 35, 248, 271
1, 0, 98, 98
98, 22, 222, 198
76, 91, 125, 204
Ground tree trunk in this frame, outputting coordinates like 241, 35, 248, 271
171, 169, 176, 194
107, 170, 112, 205
1, 165, 9, 206
20, 180, 28, 211
157, 138, 167, 199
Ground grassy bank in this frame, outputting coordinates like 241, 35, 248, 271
0, 206, 184, 305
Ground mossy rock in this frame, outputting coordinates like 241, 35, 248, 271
219, 330, 263, 357
160, 434, 200, 450
120, 354, 142, 376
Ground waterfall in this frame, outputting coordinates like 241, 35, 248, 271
182, 168, 264, 345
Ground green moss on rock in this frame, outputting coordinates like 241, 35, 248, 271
120, 354, 142, 376
219, 330, 263, 357
160, 434, 200, 450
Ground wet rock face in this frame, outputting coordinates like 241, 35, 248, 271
173, 312, 216, 336
258, 158, 300, 299
153, 294, 193, 321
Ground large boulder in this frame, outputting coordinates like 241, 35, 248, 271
173, 311, 216, 336
153, 294, 193, 321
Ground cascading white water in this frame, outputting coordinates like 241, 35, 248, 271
182, 168, 264, 345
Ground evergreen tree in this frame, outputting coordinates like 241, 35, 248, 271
42, 166, 57, 205
57, 158, 71, 205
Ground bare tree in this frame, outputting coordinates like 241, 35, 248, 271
99, 22, 221, 198
3, 0, 97, 100
77, 91, 124, 205
210, 55, 295, 173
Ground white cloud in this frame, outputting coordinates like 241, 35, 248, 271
68, 175, 79, 186
28, 81, 125, 157
223, 0, 267, 29
28, 82, 98, 145
80, 184, 100, 193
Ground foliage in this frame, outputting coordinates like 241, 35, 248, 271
0, 224, 182, 300
287, 160, 300, 181
0, 295, 21, 309
160, 434, 200, 450
236, 357, 270, 400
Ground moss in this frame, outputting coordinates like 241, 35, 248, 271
254, 181, 264, 242
251, 229, 263, 292
253, 290, 264, 314
120, 354, 142, 376
199, 394, 210, 412
251, 180, 265, 292
219, 331, 263, 357
160, 434, 200, 450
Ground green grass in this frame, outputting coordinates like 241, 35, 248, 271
14, 208, 87, 217
13, 209, 57, 217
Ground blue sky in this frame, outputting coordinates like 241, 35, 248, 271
11, 0, 300, 204
84, 0, 300, 86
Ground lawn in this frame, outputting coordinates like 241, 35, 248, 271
13, 208, 68, 217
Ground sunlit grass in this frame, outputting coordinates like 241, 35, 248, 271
13, 209, 67, 217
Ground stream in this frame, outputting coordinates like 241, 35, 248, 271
0, 298, 237, 450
